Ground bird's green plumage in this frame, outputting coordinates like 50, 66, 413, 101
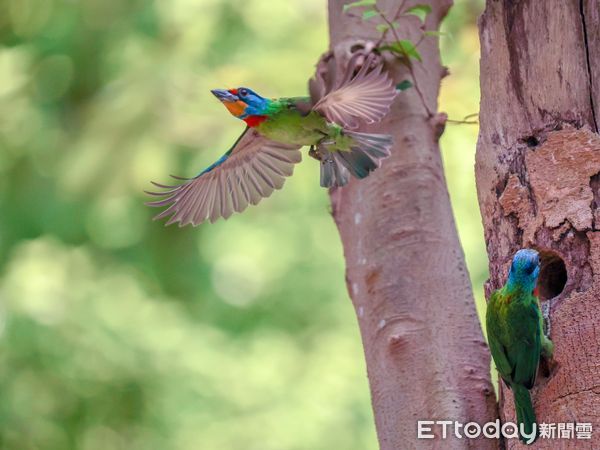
255, 97, 353, 150
487, 286, 542, 389
487, 286, 541, 444
486, 250, 553, 445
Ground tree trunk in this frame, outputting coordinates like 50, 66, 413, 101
325, 1, 498, 448
477, 1, 600, 449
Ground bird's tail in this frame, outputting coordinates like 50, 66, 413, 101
319, 130, 392, 188
512, 384, 538, 445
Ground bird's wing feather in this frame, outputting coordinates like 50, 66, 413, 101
146, 128, 302, 226
509, 303, 542, 389
311, 53, 397, 129
486, 291, 513, 381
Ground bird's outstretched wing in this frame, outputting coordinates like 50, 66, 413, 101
310, 53, 397, 129
146, 128, 302, 226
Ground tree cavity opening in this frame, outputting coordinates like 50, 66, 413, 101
537, 251, 567, 300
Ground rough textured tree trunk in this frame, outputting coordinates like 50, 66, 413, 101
325, 1, 498, 448
477, 1, 600, 449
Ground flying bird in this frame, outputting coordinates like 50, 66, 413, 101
486, 249, 554, 445
146, 54, 397, 226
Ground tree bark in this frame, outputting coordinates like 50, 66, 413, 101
477, 1, 600, 449
325, 1, 498, 448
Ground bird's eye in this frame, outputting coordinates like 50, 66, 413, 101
239, 88, 248, 97
524, 264, 536, 274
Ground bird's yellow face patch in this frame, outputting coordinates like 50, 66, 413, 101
223, 100, 247, 117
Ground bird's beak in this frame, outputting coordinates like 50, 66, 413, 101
211, 89, 238, 103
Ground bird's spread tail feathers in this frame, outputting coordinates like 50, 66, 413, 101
512, 384, 538, 445
319, 130, 392, 188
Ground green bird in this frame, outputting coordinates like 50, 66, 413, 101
486, 249, 553, 445
147, 54, 397, 226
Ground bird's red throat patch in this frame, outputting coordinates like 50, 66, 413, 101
244, 115, 268, 127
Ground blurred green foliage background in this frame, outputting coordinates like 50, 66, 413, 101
0, 1, 485, 449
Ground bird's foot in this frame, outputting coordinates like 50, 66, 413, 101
309, 146, 323, 161
541, 301, 552, 336
541, 302, 554, 358
542, 335, 554, 358
539, 301, 556, 376
540, 324, 555, 376
540, 343, 557, 377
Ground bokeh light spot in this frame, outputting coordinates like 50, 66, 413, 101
212, 254, 264, 307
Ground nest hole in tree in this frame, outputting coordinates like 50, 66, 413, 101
524, 135, 539, 147
537, 250, 567, 301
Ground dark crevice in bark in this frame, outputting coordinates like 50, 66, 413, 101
552, 384, 600, 403
590, 172, 600, 230
579, 0, 599, 132
502, 1, 527, 109
522, 135, 539, 147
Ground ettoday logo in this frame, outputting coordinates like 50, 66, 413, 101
417, 420, 593, 445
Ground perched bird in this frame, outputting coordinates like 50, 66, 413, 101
146, 54, 397, 226
486, 249, 554, 445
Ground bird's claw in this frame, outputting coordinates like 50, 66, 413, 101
309, 146, 323, 161
539, 301, 555, 369
541, 301, 551, 335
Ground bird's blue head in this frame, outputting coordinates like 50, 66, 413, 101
211, 87, 270, 119
506, 248, 540, 293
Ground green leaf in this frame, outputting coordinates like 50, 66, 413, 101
405, 4, 432, 23
379, 40, 422, 61
376, 22, 399, 33
343, 0, 376, 12
396, 80, 413, 91
362, 9, 379, 20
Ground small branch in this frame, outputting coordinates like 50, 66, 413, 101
446, 113, 479, 125
446, 119, 478, 125
375, 0, 409, 46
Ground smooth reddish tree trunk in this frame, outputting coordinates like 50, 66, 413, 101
325, 1, 498, 448
477, 1, 600, 448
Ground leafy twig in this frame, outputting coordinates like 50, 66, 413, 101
372, 4, 433, 117
344, 2, 472, 124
